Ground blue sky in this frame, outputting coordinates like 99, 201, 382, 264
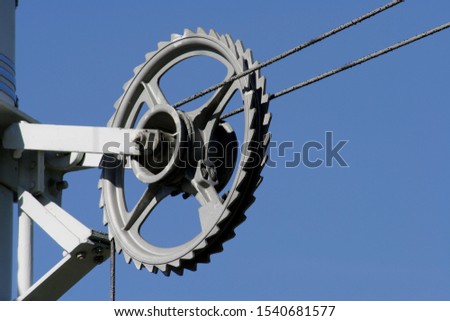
13, 1, 450, 300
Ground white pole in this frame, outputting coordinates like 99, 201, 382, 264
0, 0, 16, 300
17, 208, 33, 296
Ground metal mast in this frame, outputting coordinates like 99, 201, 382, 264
0, 0, 15, 301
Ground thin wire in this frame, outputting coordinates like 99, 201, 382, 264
172, 0, 403, 109
110, 238, 116, 301
222, 22, 450, 119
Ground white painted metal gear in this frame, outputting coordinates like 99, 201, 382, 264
100, 28, 271, 276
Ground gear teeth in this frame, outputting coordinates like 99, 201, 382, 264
250, 60, 259, 68
256, 176, 264, 188
219, 34, 227, 45
235, 214, 248, 228
195, 255, 211, 264
99, 191, 105, 209
171, 33, 182, 41
123, 252, 132, 264
237, 55, 246, 68
224, 34, 234, 45
248, 127, 258, 147
133, 63, 145, 75
244, 49, 254, 63
263, 112, 272, 127
196, 27, 207, 35
133, 259, 143, 270
222, 230, 236, 243
235, 40, 245, 56
224, 34, 237, 57
210, 225, 220, 235
122, 79, 132, 91
244, 90, 254, 108
263, 132, 272, 148
156, 264, 170, 276
248, 107, 258, 130
183, 28, 194, 36
114, 240, 122, 253
208, 243, 224, 255
145, 51, 156, 60
145, 265, 157, 273
236, 170, 251, 190
171, 267, 184, 276
99, 179, 105, 208
217, 209, 231, 224
226, 191, 240, 208
113, 95, 123, 110
182, 261, 198, 272
157, 41, 170, 50
197, 239, 208, 251
257, 76, 266, 91
242, 195, 256, 212
237, 59, 250, 87
181, 252, 195, 261
169, 259, 181, 268
106, 117, 114, 127
261, 154, 268, 167
165, 264, 181, 276
208, 29, 220, 39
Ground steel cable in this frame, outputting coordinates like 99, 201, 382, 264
222, 21, 450, 119
110, 239, 116, 301
172, 1, 403, 109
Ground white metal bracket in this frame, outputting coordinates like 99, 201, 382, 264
3, 122, 146, 157
16, 191, 109, 301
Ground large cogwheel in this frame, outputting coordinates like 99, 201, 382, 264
99, 28, 271, 276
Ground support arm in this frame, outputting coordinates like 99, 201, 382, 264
17, 191, 110, 301
3, 122, 148, 157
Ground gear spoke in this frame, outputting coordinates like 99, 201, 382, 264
141, 80, 169, 107
124, 185, 173, 231
188, 81, 237, 135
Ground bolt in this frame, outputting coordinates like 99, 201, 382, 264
55, 180, 69, 191
151, 130, 161, 153
133, 132, 145, 143
208, 167, 217, 181
200, 164, 209, 180
93, 247, 103, 254
76, 252, 86, 260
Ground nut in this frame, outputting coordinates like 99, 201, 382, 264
76, 252, 86, 260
